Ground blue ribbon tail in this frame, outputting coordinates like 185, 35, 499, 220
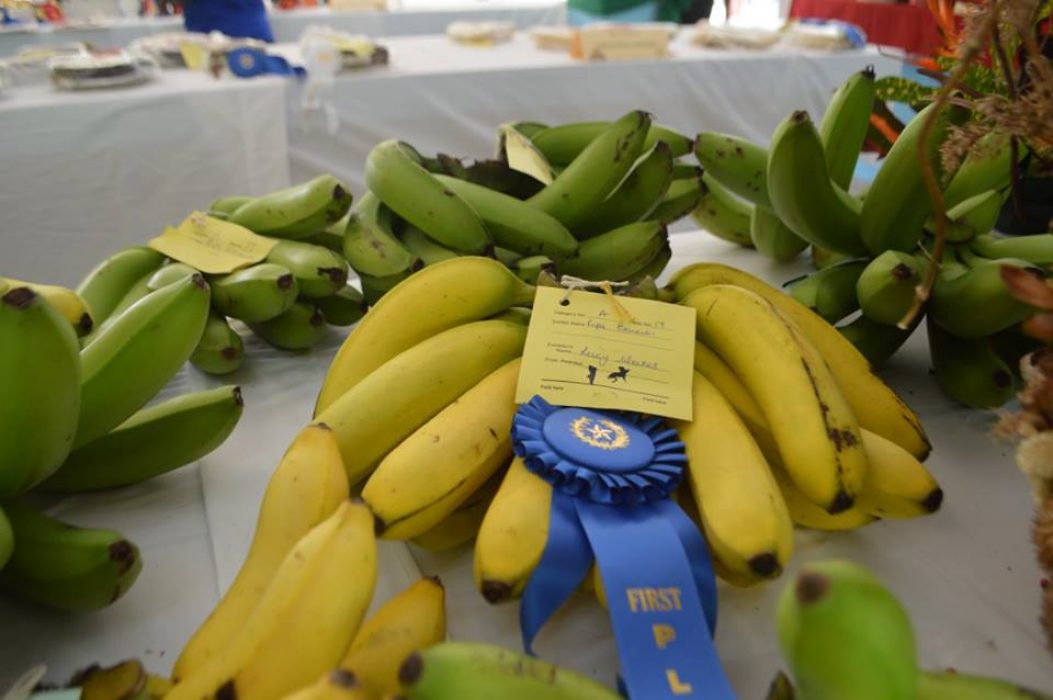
654, 499, 718, 636
520, 490, 593, 655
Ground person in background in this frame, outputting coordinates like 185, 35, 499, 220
183, 0, 275, 42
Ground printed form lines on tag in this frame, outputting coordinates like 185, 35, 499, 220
541, 379, 668, 398
552, 331, 674, 352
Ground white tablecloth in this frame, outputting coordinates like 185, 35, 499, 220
0, 71, 290, 287
2, 232, 1051, 697
285, 33, 902, 194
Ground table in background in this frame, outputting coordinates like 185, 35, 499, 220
284, 33, 902, 193
790, 0, 942, 54
0, 71, 290, 286
2, 232, 1051, 697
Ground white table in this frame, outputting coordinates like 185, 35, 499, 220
2, 232, 1050, 697
0, 70, 290, 287
285, 33, 903, 194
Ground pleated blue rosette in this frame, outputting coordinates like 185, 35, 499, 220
227, 47, 306, 79
513, 396, 737, 699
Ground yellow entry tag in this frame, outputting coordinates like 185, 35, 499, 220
500, 125, 554, 185
179, 42, 209, 72
515, 287, 695, 420
148, 212, 277, 275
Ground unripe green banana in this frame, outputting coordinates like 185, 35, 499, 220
943, 131, 1016, 208
930, 255, 1042, 338
530, 120, 691, 166
860, 102, 965, 253
651, 169, 706, 225
819, 67, 876, 190
927, 317, 1014, 408
190, 312, 245, 375
971, 231, 1053, 264
856, 251, 927, 326
398, 642, 622, 700
494, 247, 523, 267
575, 141, 674, 237
0, 501, 142, 611
433, 174, 578, 257
147, 261, 198, 291
837, 314, 916, 367
928, 188, 1005, 242
751, 205, 809, 261
777, 560, 917, 700
228, 175, 353, 239
366, 140, 492, 254
693, 131, 770, 207
767, 110, 867, 256
785, 259, 868, 323
342, 192, 420, 277
766, 672, 796, 700
511, 255, 557, 284
76, 274, 211, 448
812, 245, 850, 270
359, 269, 413, 306
302, 217, 347, 253
0, 506, 11, 571
691, 173, 754, 248
632, 242, 672, 284
76, 246, 166, 324
400, 224, 460, 266
918, 669, 1053, 699
315, 286, 367, 326
248, 301, 327, 350
40, 385, 243, 493
559, 221, 667, 282
528, 111, 651, 230
266, 239, 348, 298
207, 195, 253, 219
0, 287, 81, 497
210, 263, 298, 323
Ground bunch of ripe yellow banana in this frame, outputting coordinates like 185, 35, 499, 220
690, 67, 1050, 409
0, 273, 245, 611
331, 111, 702, 304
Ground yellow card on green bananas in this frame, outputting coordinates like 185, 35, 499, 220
515, 287, 695, 420
149, 212, 277, 274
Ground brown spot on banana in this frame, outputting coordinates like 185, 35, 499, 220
795, 571, 830, 605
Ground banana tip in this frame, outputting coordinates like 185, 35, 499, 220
923, 488, 944, 513
863, 64, 876, 79
191, 273, 209, 290
795, 571, 830, 605
78, 313, 94, 334
748, 552, 781, 578
232, 386, 244, 406
828, 490, 854, 515
481, 580, 511, 604
277, 274, 295, 291
398, 653, 424, 687
328, 669, 358, 688
791, 110, 810, 124
216, 680, 236, 700
108, 540, 137, 573
2, 287, 36, 309
427, 574, 445, 589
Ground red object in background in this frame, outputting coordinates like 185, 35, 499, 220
789, 0, 942, 54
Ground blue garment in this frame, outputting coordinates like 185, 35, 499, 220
183, 0, 274, 43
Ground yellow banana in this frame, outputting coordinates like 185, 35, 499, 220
281, 670, 370, 700
364, 359, 520, 540
672, 372, 793, 583
316, 320, 526, 486
772, 466, 876, 531
853, 431, 942, 519
0, 277, 94, 336
473, 457, 552, 603
667, 263, 930, 460
340, 577, 446, 697
315, 257, 534, 416
173, 424, 349, 681
411, 470, 505, 551
684, 284, 867, 513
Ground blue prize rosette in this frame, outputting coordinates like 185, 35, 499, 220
226, 47, 306, 79
513, 396, 736, 699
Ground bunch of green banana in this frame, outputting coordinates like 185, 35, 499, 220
227, 175, 353, 240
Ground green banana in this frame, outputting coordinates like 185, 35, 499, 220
928, 317, 1015, 408
266, 239, 348, 299
918, 669, 1053, 699
366, 140, 492, 254
398, 642, 622, 700
433, 175, 578, 257
751, 205, 809, 261
819, 67, 876, 190
530, 120, 691, 166
527, 111, 651, 230
837, 314, 916, 367
972, 232, 1053, 264
75, 274, 211, 449
559, 221, 667, 282
651, 170, 706, 225
207, 195, 253, 218
314, 286, 367, 326
210, 263, 298, 323
511, 255, 557, 284
767, 110, 867, 256
359, 269, 413, 306
943, 131, 1016, 208
632, 242, 672, 283
0, 287, 81, 497
400, 224, 460, 266
247, 301, 327, 351
0, 506, 11, 571
777, 560, 917, 700
930, 255, 1042, 338
691, 173, 754, 248
860, 102, 965, 253
928, 188, 1005, 242
342, 192, 421, 277
574, 142, 674, 237
856, 251, 927, 326
76, 246, 166, 324
693, 132, 770, 207
147, 262, 198, 291
190, 312, 244, 375
40, 385, 243, 493
494, 247, 523, 267
812, 245, 850, 270
0, 501, 142, 611
228, 175, 353, 239
785, 259, 868, 323
302, 219, 347, 253
766, 672, 797, 700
